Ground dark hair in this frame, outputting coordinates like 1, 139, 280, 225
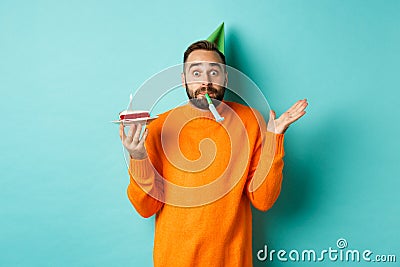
183, 40, 226, 65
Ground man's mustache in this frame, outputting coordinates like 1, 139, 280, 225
194, 86, 219, 98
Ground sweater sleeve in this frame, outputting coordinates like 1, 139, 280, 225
245, 131, 285, 212
127, 154, 165, 218
126, 121, 165, 218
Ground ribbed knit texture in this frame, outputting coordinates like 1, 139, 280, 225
127, 101, 285, 267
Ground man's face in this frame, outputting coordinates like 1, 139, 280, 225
182, 50, 227, 109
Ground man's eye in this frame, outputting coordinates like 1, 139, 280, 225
210, 70, 218, 76
193, 71, 200, 77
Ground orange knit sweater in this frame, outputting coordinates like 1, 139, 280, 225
127, 101, 285, 267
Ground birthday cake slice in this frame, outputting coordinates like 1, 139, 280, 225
119, 110, 150, 120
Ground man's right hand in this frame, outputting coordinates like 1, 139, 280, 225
119, 123, 149, 160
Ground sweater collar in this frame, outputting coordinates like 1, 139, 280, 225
182, 100, 228, 121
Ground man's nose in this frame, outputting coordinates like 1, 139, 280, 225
201, 81, 212, 87
201, 74, 212, 86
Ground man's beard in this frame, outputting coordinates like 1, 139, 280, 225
185, 83, 226, 110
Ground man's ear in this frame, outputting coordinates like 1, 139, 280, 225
224, 71, 228, 87
181, 72, 186, 89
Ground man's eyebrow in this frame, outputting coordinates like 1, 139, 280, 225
187, 62, 224, 71
187, 63, 202, 71
209, 62, 223, 70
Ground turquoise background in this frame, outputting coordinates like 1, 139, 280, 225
1, 0, 399, 266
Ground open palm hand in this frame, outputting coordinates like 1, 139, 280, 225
267, 99, 308, 134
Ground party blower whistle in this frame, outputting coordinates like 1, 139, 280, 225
205, 93, 224, 122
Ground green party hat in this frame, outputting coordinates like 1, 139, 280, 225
207, 22, 225, 55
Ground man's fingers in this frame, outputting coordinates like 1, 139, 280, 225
119, 124, 125, 140
283, 105, 301, 119
138, 128, 149, 146
288, 111, 306, 124
287, 99, 307, 114
285, 99, 307, 120
292, 99, 308, 114
286, 100, 303, 113
133, 123, 143, 143
126, 124, 136, 140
